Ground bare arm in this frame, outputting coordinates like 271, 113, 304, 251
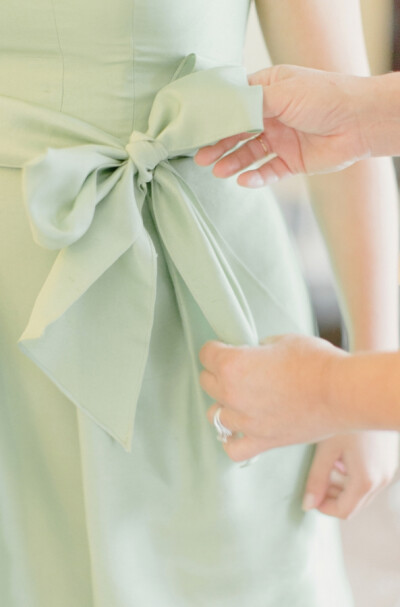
254, 0, 399, 352
362, 72, 400, 157
333, 348, 400, 431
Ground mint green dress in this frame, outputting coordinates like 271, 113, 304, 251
0, 1, 354, 605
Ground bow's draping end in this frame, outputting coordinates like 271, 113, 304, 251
16, 228, 158, 453
17, 331, 138, 453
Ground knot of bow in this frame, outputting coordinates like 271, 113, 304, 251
125, 131, 168, 190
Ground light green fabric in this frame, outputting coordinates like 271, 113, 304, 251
1, 54, 266, 451
0, 2, 353, 606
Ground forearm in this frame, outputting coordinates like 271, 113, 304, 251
307, 158, 399, 351
361, 72, 400, 157
331, 350, 400, 431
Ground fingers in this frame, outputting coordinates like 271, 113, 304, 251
195, 128, 301, 188
206, 403, 247, 435
198, 123, 300, 188
206, 403, 276, 460
333, 459, 347, 475
259, 334, 285, 346
317, 463, 380, 520
199, 341, 233, 403
329, 467, 347, 488
312, 433, 400, 520
198, 340, 231, 371
326, 485, 343, 500
324, 467, 347, 500
210, 133, 274, 178
317, 479, 372, 520
236, 156, 293, 188
302, 444, 342, 511
199, 370, 220, 402
224, 435, 271, 462
194, 132, 254, 167
193, 67, 289, 168
199, 341, 249, 417
247, 68, 293, 119
247, 68, 276, 88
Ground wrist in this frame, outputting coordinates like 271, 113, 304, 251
322, 347, 353, 433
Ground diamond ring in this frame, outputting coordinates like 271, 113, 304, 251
213, 407, 233, 443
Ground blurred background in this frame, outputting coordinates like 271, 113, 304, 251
243, 1, 400, 605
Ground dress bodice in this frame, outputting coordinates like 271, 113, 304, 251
0, 0, 251, 138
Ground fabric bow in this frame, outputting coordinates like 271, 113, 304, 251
0, 54, 284, 451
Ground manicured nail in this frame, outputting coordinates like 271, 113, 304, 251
302, 493, 316, 511
247, 174, 264, 188
334, 460, 347, 474
329, 468, 346, 487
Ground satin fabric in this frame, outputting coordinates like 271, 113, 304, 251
0, 2, 354, 605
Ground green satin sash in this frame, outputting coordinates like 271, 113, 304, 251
0, 54, 267, 451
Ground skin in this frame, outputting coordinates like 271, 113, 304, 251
200, 335, 400, 518
200, 337, 400, 447
194, 0, 400, 517
199, 337, 400, 516
195, 67, 400, 183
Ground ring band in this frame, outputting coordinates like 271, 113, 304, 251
256, 135, 269, 156
213, 407, 233, 443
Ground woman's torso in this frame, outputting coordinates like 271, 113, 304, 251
0, 0, 251, 137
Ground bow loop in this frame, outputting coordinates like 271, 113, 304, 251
126, 131, 168, 191
24, 144, 128, 250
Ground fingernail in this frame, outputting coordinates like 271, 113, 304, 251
329, 469, 347, 487
247, 174, 264, 188
334, 460, 347, 474
302, 493, 316, 511
194, 153, 211, 166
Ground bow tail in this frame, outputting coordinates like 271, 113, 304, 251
151, 164, 305, 349
175, 176, 308, 336
151, 165, 259, 347
18, 166, 157, 452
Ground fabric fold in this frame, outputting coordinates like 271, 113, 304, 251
0, 52, 294, 452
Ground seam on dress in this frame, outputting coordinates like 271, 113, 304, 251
76, 413, 100, 607
130, 1, 137, 132
50, 0, 65, 112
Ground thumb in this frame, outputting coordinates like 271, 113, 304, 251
199, 340, 233, 371
302, 443, 341, 511
248, 68, 293, 119
247, 65, 293, 88
259, 334, 284, 346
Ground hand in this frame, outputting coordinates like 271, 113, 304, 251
194, 65, 371, 186
303, 432, 399, 519
199, 335, 348, 460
